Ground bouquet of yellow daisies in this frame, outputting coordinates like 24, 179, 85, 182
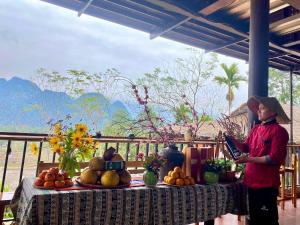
47, 123, 98, 177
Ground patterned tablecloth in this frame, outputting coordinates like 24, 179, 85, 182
11, 177, 247, 225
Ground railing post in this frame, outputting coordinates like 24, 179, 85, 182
145, 143, 149, 156
155, 143, 159, 154
35, 141, 43, 176
19, 141, 28, 184
125, 143, 130, 161
116, 142, 119, 152
1, 140, 11, 192
135, 143, 140, 156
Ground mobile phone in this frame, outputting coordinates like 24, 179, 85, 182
224, 135, 241, 160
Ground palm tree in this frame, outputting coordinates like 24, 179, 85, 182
214, 63, 247, 114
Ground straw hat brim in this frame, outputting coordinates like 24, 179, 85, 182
247, 96, 290, 124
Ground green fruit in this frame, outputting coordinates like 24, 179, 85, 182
89, 157, 105, 171
204, 171, 219, 184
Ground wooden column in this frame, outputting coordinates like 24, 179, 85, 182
290, 67, 294, 145
248, 0, 270, 126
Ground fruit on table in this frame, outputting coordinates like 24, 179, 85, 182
101, 170, 120, 188
34, 178, 44, 186
49, 167, 59, 176
45, 172, 56, 182
38, 170, 48, 180
164, 166, 195, 186
111, 153, 124, 161
35, 167, 73, 189
80, 169, 98, 185
89, 157, 105, 171
56, 174, 65, 181
44, 181, 54, 188
103, 147, 116, 161
55, 180, 65, 188
118, 169, 131, 185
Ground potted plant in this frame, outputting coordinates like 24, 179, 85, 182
142, 153, 165, 187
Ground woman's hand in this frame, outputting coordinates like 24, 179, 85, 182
235, 154, 249, 164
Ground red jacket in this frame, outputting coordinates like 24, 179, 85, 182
239, 120, 289, 189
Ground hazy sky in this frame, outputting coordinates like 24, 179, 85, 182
0, 0, 248, 109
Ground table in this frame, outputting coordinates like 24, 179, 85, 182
11, 178, 247, 225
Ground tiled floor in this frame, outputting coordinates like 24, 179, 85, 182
197, 199, 300, 225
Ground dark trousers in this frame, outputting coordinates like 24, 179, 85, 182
248, 187, 279, 225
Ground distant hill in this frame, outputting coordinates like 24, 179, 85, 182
0, 77, 130, 130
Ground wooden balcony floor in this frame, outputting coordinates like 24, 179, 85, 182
197, 199, 300, 225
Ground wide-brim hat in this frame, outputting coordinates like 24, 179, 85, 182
247, 96, 290, 124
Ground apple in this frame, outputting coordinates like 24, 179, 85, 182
38, 170, 48, 180
55, 180, 65, 188
44, 181, 54, 188
34, 178, 44, 186
49, 167, 59, 175
56, 173, 65, 181
44, 172, 55, 182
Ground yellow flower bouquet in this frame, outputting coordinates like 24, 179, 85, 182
48, 123, 98, 177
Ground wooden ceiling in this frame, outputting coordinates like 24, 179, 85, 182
41, 0, 300, 74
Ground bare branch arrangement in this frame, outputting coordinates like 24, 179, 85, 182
216, 113, 248, 141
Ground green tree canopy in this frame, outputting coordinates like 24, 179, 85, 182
214, 63, 247, 114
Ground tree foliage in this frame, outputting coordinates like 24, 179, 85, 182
214, 63, 247, 114
137, 48, 220, 122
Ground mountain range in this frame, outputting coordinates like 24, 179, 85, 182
0, 77, 130, 130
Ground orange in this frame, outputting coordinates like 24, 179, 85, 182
174, 167, 181, 173
184, 178, 190, 185
168, 178, 176, 185
171, 171, 179, 179
176, 178, 184, 186
168, 171, 173, 176
164, 176, 168, 183
165, 176, 170, 183
189, 177, 195, 185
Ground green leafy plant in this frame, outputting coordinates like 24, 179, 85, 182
142, 153, 165, 176
204, 160, 222, 173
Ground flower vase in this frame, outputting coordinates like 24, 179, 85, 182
159, 144, 184, 181
143, 170, 158, 187
59, 155, 79, 178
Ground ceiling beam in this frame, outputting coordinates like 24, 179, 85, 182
282, 0, 300, 10
283, 40, 300, 47
150, 0, 236, 39
199, 0, 236, 16
146, 0, 300, 58
270, 13, 300, 34
78, 0, 94, 17
205, 38, 247, 53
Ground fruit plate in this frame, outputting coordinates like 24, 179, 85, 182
33, 184, 74, 190
33, 184, 55, 190
162, 182, 195, 187
75, 177, 130, 189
